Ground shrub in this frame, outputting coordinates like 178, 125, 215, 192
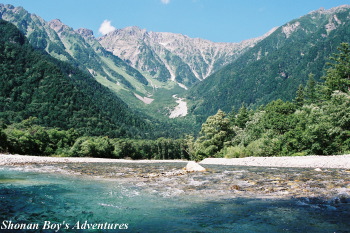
291, 152, 307, 157
245, 139, 265, 157
224, 146, 247, 158
69, 136, 114, 158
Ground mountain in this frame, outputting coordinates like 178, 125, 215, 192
0, 4, 151, 109
187, 5, 350, 121
99, 26, 275, 89
0, 19, 156, 138
2, 3, 350, 126
0, 3, 274, 120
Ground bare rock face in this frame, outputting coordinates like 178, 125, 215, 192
98, 26, 273, 87
282, 21, 301, 38
183, 161, 206, 172
76, 28, 94, 38
48, 19, 68, 34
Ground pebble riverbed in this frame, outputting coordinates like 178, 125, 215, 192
1, 157, 350, 232
3, 161, 350, 202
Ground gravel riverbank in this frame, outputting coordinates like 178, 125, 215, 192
1, 153, 350, 169
200, 154, 350, 169
0, 154, 187, 166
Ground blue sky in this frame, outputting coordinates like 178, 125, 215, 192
3, 0, 350, 42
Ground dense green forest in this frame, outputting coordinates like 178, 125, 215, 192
1, 43, 349, 160
1, 18, 350, 160
0, 19, 147, 137
0, 20, 192, 139
0, 117, 189, 159
188, 7, 350, 122
188, 43, 350, 160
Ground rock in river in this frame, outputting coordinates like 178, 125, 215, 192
184, 161, 206, 172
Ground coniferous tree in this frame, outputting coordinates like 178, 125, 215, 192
236, 104, 249, 129
194, 110, 231, 160
294, 84, 305, 107
324, 42, 350, 96
227, 106, 237, 127
304, 73, 317, 104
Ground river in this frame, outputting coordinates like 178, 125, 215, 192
0, 163, 349, 232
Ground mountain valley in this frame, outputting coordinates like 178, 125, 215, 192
1, 3, 350, 131
0, 3, 275, 122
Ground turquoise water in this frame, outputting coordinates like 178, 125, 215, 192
0, 165, 349, 233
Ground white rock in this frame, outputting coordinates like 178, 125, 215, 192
184, 161, 206, 172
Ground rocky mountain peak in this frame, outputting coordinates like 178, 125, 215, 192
0, 3, 12, 9
109, 26, 147, 39
76, 28, 94, 38
0, 4, 28, 18
310, 4, 350, 15
98, 26, 270, 86
0, 4, 25, 13
48, 19, 67, 33
124, 25, 144, 33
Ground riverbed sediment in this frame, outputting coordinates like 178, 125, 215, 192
1, 153, 350, 201
200, 154, 350, 169
0, 154, 187, 165
1, 153, 350, 169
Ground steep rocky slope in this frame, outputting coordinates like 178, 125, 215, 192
187, 5, 350, 120
2, 3, 350, 123
0, 3, 274, 119
0, 19, 154, 138
99, 26, 276, 89
0, 4, 150, 107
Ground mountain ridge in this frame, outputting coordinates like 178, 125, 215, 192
0, 19, 155, 138
187, 4, 350, 120
0, 4, 151, 107
1, 3, 350, 124
98, 25, 276, 88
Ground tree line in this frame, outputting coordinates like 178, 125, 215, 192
0, 117, 190, 160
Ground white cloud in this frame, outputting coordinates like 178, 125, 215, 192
161, 0, 170, 4
98, 20, 116, 35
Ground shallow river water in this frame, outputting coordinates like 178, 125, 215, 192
0, 162, 350, 232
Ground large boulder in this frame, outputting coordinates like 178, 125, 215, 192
183, 161, 206, 172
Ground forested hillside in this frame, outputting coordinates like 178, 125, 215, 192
2, 41, 349, 159
0, 4, 154, 111
0, 4, 272, 121
188, 6, 350, 122
1, 5, 350, 160
188, 43, 350, 160
0, 20, 155, 138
